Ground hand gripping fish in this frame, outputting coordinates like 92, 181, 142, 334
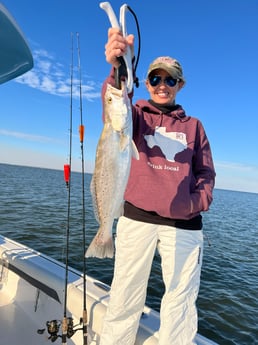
86, 2, 139, 258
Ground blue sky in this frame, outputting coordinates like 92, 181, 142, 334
1, 0, 258, 193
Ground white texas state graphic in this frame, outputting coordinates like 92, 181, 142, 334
144, 126, 187, 162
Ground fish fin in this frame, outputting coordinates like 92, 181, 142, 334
131, 140, 139, 160
85, 234, 114, 259
119, 133, 129, 151
90, 177, 100, 223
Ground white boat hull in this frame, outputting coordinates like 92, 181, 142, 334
0, 235, 217, 345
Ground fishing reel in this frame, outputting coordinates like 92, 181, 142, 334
46, 319, 61, 342
38, 317, 75, 342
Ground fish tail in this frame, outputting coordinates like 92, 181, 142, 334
85, 234, 114, 259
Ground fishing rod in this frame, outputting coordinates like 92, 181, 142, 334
39, 32, 89, 344
76, 31, 88, 345
61, 32, 89, 345
44, 33, 76, 345
38, 33, 75, 344
62, 31, 75, 345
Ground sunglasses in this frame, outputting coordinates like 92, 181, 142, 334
148, 75, 178, 87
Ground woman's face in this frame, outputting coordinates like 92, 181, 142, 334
145, 68, 184, 106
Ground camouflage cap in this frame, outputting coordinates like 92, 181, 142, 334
147, 56, 185, 83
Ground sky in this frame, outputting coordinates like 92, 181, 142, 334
0, 0, 258, 193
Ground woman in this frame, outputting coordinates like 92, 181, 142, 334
99, 28, 216, 345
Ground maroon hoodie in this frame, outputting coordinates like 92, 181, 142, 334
102, 70, 216, 226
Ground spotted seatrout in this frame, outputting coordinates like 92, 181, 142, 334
86, 82, 139, 258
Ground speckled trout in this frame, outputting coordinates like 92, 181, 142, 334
86, 82, 139, 258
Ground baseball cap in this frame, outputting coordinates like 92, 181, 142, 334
147, 56, 185, 84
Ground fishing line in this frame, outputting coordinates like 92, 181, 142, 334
127, 5, 141, 75
76, 31, 88, 345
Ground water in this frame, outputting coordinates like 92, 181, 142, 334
0, 163, 257, 344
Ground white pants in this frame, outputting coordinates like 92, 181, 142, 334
99, 217, 203, 345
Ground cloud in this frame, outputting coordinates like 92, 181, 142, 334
215, 161, 258, 174
0, 129, 63, 145
0, 143, 94, 173
214, 160, 258, 193
15, 47, 100, 101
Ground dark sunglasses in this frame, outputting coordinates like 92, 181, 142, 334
148, 75, 178, 87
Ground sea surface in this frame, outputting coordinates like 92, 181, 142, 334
0, 163, 257, 344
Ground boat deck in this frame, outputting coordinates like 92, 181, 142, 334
0, 235, 217, 345
0, 292, 51, 344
